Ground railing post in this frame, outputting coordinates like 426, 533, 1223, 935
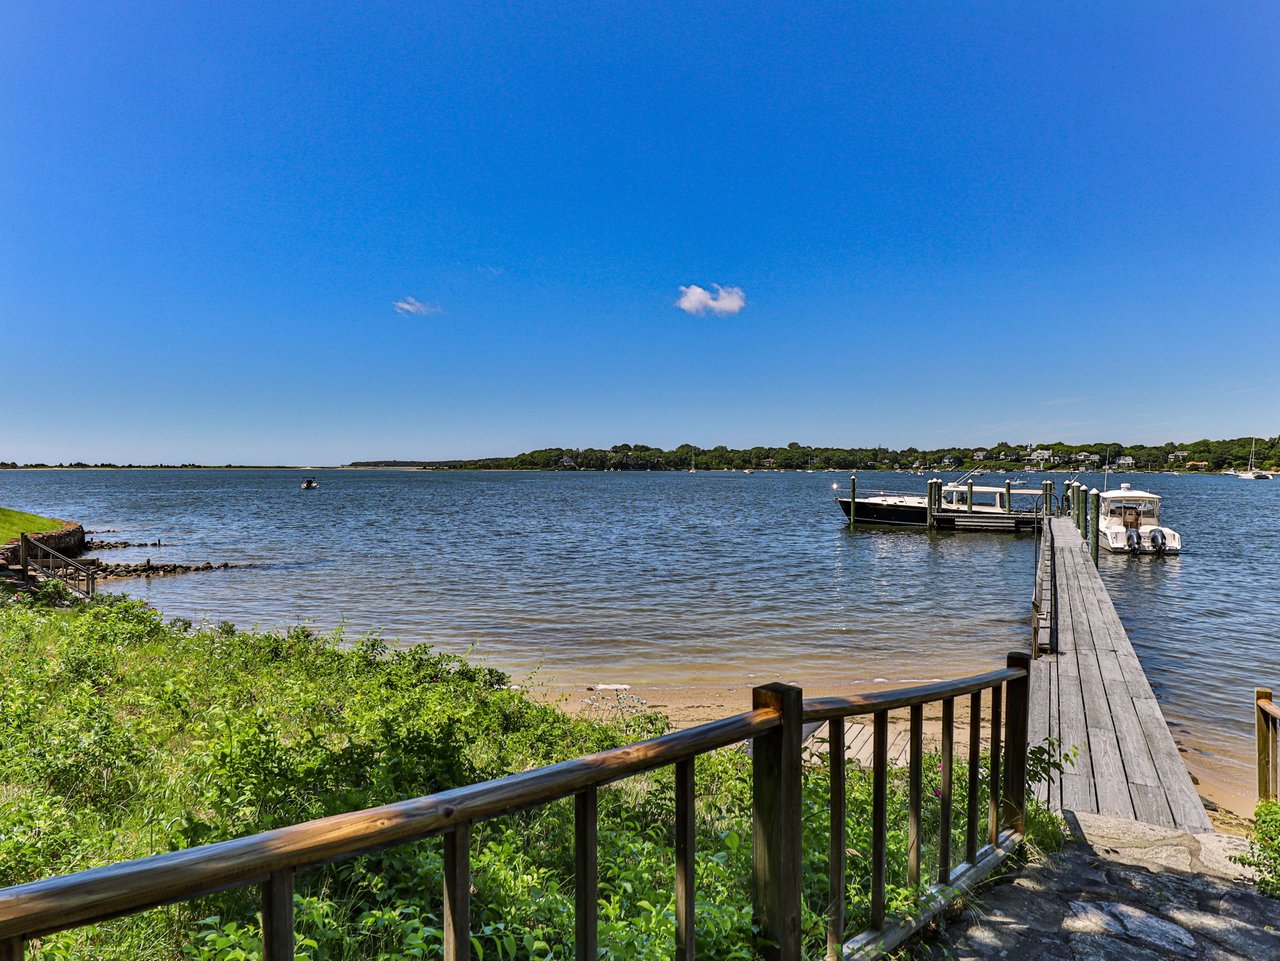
827, 718, 846, 961
938, 697, 954, 883
869, 710, 889, 930
1257, 689, 1273, 803
675, 760, 695, 961
575, 787, 598, 960
965, 691, 981, 865
1, 937, 23, 960
907, 704, 922, 885
444, 823, 472, 961
1089, 489, 1100, 566
262, 869, 294, 961
18, 534, 28, 580
1002, 654, 1031, 834
752, 682, 802, 961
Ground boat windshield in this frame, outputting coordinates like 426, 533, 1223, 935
1105, 498, 1159, 520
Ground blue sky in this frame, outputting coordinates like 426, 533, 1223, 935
3, 2, 1278, 463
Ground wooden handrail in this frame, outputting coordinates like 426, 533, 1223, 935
0, 708, 779, 940
19, 535, 95, 599
802, 667, 1023, 722
1258, 697, 1280, 722
0, 661, 1033, 961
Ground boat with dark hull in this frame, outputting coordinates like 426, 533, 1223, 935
835, 477, 1047, 532
835, 494, 927, 526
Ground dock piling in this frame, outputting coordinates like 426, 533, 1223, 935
1004, 479, 1012, 513
1089, 489, 1100, 565
966, 479, 974, 513
926, 479, 934, 529
849, 474, 856, 530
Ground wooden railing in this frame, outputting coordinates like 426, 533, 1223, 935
19, 534, 95, 598
0, 656, 1031, 961
1031, 512, 1055, 657
1256, 688, 1280, 802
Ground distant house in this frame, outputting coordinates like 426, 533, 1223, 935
1116, 455, 1135, 467
941, 455, 955, 466
1168, 450, 1189, 461
1076, 452, 1101, 463
1031, 449, 1054, 463
973, 450, 988, 461
1186, 460, 1210, 470
558, 456, 577, 468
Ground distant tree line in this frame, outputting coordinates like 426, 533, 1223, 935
5, 436, 1275, 471
363, 436, 1280, 472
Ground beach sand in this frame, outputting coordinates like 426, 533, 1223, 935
532, 677, 1254, 833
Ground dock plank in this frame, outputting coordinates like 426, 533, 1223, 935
1031, 518, 1206, 833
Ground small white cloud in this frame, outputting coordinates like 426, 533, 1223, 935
393, 296, 444, 316
676, 283, 746, 316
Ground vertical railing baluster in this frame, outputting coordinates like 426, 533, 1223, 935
827, 718, 846, 961
1257, 690, 1272, 802
988, 685, 1002, 846
1264, 716, 1274, 803
2, 936, 23, 960
938, 698, 954, 883
751, 683, 802, 961
907, 704, 922, 886
575, 787, 598, 960
1002, 654, 1031, 834
965, 691, 981, 865
869, 709, 888, 931
675, 759, 696, 961
444, 824, 472, 961
261, 869, 294, 961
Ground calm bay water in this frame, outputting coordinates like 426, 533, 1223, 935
5, 468, 1276, 793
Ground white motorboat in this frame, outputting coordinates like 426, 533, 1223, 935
1097, 484, 1181, 554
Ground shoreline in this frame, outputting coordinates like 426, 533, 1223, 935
532, 676, 1255, 833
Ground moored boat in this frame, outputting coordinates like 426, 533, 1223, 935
835, 476, 1047, 531
1097, 484, 1181, 554
301, 478, 319, 490
1238, 439, 1272, 480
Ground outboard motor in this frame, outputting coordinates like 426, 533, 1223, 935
1125, 528, 1141, 553
1149, 528, 1167, 554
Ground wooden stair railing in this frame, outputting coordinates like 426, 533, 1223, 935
0, 659, 1031, 961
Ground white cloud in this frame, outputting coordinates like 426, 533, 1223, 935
393, 296, 444, 316
676, 283, 746, 316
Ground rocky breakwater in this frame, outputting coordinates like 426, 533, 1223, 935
85, 558, 252, 579
0, 520, 86, 566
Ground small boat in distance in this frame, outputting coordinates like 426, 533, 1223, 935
301, 478, 319, 490
1238, 439, 1273, 480
1097, 484, 1181, 554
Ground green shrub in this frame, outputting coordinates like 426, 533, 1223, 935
1238, 800, 1280, 898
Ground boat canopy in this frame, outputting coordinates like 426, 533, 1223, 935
1099, 486, 1160, 519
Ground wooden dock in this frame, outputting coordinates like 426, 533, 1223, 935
1029, 517, 1211, 832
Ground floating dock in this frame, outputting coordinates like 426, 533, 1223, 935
1029, 516, 1211, 831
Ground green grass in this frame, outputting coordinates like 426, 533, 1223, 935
0, 593, 1068, 960
0, 507, 62, 544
